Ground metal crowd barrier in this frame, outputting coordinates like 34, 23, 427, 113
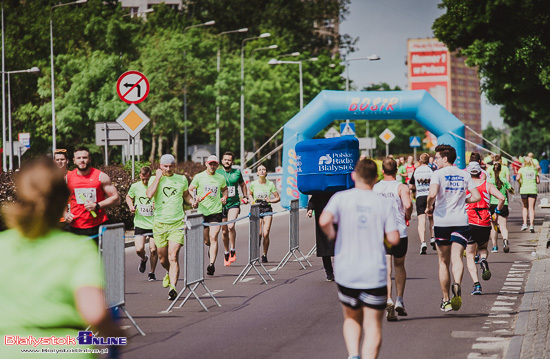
165, 211, 221, 312
233, 204, 274, 284
275, 199, 312, 270
98, 223, 145, 336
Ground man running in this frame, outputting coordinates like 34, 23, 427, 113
319, 158, 399, 359
217, 152, 248, 266
409, 153, 435, 253
426, 144, 480, 312
126, 166, 158, 281
65, 147, 120, 239
146, 154, 193, 300
189, 155, 228, 276
53, 148, 69, 172
374, 158, 412, 321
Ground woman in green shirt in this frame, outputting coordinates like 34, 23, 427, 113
488, 163, 514, 253
249, 164, 280, 263
517, 157, 540, 232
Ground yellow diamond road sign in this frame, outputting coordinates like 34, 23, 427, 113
379, 128, 395, 144
116, 104, 150, 138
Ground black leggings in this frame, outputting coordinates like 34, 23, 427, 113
322, 256, 333, 275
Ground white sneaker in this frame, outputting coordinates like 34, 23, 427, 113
521, 224, 528, 231
420, 242, 427, 255
395, 301, 408, 316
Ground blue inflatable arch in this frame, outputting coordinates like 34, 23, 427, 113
281, 90, 466, 207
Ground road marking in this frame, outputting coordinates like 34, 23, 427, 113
239, 278, 254, 282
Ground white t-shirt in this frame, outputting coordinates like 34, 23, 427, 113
430, 166, 476, 227
373, 180, 407, 238
323, 188, 398, 289
410, 165, 434, 197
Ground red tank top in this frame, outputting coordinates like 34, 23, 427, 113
67, 168, 108, 228
467, 181, 491, 226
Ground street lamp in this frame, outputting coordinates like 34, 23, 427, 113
250, 44, 278, 62
239, 33, 271, 167
277, 52, 300, 58
215, 27, 248, 158
268, 57, 318, 110
344, 54, 380, 91
50, 0, 87, 157
4, 67, 40, 170
182, 20, 215, 161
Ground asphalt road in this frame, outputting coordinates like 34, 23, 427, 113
111, 196, 546, 359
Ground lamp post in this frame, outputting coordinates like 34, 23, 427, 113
239, 33, 271, 167
4, 67, 40, 170
268, 57, 318, 110
2, 1, 6, 172
50, 0, 87, 157
277, 52, 300, 58
344, 54, 380, 91
215, 27, 248, 159
182, 20, 215, 161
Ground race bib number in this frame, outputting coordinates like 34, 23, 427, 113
524, 172, 535, 180
256, 192, 268, 200
74, 188, 97, 204
228, 186, 236, 197
138, 204, 154, 217
204, 185, 219, 197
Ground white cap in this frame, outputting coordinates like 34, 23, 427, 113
160, 154, 175, 165
206, 155, 219, 164
467, 161, 482, 174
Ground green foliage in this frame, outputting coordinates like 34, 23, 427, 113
123, 160, 152, 179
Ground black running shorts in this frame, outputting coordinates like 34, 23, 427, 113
434, 225, 470, 248
385, 236, 408, 258
416, 196, 428, 216
337, 284, 387, 310
468, 224, 491, 246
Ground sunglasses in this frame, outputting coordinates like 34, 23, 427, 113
54, 149, 67, 154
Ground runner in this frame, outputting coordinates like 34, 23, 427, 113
405, 155, 415, 184
397, 156, 406, 184
53, 148, 68, 172
307, 193, 336, 281
488, 163, 514, 253
373, 158, 412, 321
65, 147, 120, 239
409, 153, 435, 253
319, 158, 399, 359
426, 144, 481, 312
464, 162, 505, 295
249, 164, 280, 263
146, 154, 193, 300
487, 154, 510, 182
189, 155, 228, 276
517, 156, 539, 233
217, 152, 248, 266
126, 166, 158, 281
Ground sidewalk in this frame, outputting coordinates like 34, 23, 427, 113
508, 211, 550, 359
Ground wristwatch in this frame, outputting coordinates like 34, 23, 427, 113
95, 202, 101, 211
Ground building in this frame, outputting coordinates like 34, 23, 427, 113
407, 38, 482, 151
119, 0, 182, 16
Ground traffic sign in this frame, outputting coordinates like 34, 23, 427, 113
409, 136, 421, 147
18, 133, 30, 148
324, 127, 341, 138
379, 128, 395, 144
116, 104, 150, 138
116, 71, 150, 104
340, 121, 356, 136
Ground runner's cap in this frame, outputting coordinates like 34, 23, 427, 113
467, 161, 482, 174
206, 155, 219, 164
160, 154, 176, 165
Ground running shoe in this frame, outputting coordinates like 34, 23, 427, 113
420, 242, 427, 255
503, 239, 510, 253
138, 255, 148, 273
168, 285, 177, 301
530, 225, 535, 233
326, 273, 334, 282
480, 259, 492, 280
229, 250, 236, 263
206, 263, 215, 276
451, 283, 462, 311
471, 283, 482, 295
148, 272, 156, 281
440, 300, 452, 312
224, 252, 231, 267
521, 224, 528, 231
491, 246, 498, 253
430, 238, 436, 250
395, 301, 408, 316
162, 272, 170, 288
386, 303, 398, 321
474, 254, 480, 263
261, 255, 268, 263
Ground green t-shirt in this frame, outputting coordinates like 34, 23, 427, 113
128, 181, 154, 229
0, 229, 102, 358
149, 174, 189, 223
487, 164, 510, 181
518, 166, 538, 194
397, 165, 407, 184
216, 168, 244, 209
250, 180, 277, 202
190, 171, 227, 216
488, 177, 511, 205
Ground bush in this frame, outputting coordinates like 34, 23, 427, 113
0, 161, 206, 231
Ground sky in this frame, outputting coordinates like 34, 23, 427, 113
339, 0, 504, 129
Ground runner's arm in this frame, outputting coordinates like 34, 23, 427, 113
399, 183, 413, 220
385, 229, 400, 247
183, 189, 193, 205
75, 286, 124, 338
239, 181, 249, 204
267, 190, 280, 204
125, 194, 136, 214
466, 186, 481, 204
425, 183, 439, 215
92, 172, 120, 211
146, 169, 164, 199
221, 186, 228, 205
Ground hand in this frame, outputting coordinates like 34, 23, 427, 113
192, 200, 198, 209
155, 168, 163, 178
241, 197, 248, 204
130, 206, 136, 214
306, 209, 313, 218
221, 196, 227, 205
425, 206, 434, 216
84, 201, 97, 212
65, 212, 74, 224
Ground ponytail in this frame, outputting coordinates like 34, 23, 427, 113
494, 163, 504, 190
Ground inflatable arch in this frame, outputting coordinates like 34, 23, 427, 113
281, 90, 466, 207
